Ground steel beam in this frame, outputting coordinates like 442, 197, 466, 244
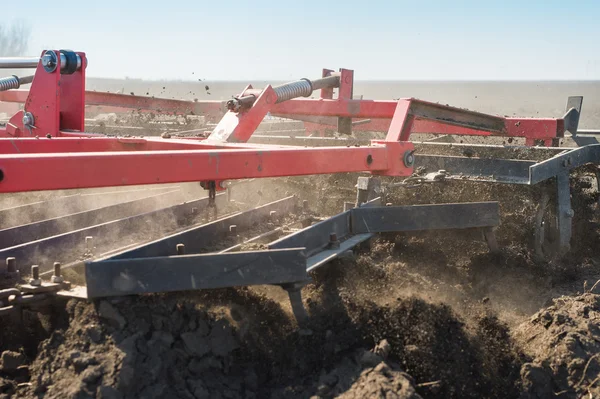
0, 185, 179, 228
0, 144, 414, 193
350, 202, 500, 233
85, 248, 307, 298
268, 211, 351, 257
106, 196, 297, 260
529, 144, 600, 184
556, 171, 573, 254
0, 190, 183, 248
306, 233, 372, 272
416, 154, 533, 184
0, 194, 227, 273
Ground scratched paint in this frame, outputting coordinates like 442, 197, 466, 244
9, 140, 20, 154
208, 152, 220, 175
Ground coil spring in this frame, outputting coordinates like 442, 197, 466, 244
273, 79, 312, 103
0, 76, 20, 92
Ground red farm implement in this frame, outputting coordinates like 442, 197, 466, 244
0, 50, 598, 322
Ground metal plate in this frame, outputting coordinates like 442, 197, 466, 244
306, 233, 373, 272
415, 154, 533, 184
350, 202, 499, 233
107, 196, 297, 260
268, 211, 351, 257
85, 248, 307, 298
529, 144, 600, 184
0, 194, 227, 273
0, 190, 183, 248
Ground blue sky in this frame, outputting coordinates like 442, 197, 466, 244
4, 0, 600, 80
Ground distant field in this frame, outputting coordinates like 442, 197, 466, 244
87, 78, 600, 129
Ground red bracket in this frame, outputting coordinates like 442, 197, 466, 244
205, 85, 276, 144
4, 50, 86, 138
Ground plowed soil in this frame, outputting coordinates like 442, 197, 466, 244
1, 80, 600, 398
1, 169, 598, 399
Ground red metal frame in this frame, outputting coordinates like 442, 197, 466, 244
0, 90, 225, 122
0, 54, 570, 194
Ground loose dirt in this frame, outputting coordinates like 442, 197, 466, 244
0, 148, 599, 398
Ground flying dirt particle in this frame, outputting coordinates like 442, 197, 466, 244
146, 92, 149, 95
205, 85, 210, 91
130, 92, 135, 95
198, 78, 202, 81
207, 92, 211, 95
163, 86, 166, 90
192, 72, 195, 75
194, 98, 198, 102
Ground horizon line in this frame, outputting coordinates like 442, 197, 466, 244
86, 76, 600, 83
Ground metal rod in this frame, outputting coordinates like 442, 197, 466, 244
0, 75, 34, 92
227, 74, 341, 111
0, 53, 82, 71
0, 57, 40, 69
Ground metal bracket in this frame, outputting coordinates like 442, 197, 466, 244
556, 170, 573, 254
355, 177, 381, 206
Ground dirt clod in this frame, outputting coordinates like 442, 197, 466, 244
515, 292, 600, 398
0, 352, 26, 373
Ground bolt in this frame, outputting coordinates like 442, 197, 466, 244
51, 262, 64, 283
41, 51, 58, 72
6, 257, 16, 273
176, 243, 185, 255
329, 232, 340, 249
30, 265, 41, 286
22, 112, 33, 126
41, 53, 55, 67
566, 209, 575, 218
229, 225, 238, 235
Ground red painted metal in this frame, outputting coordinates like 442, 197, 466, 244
1, 51, 87, 137
206, 85, 276, 143
0, 142, 413, 193
385, 99, 414, 142
0, 59, 572, 194
0, 90, 226, 121
271, 99, 563, 144
320, 69, 335, 99
1, 66, 565, 144
0, 137, 236, 154
60, 51, 86, 132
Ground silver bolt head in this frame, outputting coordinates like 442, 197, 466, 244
51, 275, 64, 283
22, 114, 33, 126
41, 53, 55, 67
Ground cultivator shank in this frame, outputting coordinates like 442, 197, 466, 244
0, 50, 598, 323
